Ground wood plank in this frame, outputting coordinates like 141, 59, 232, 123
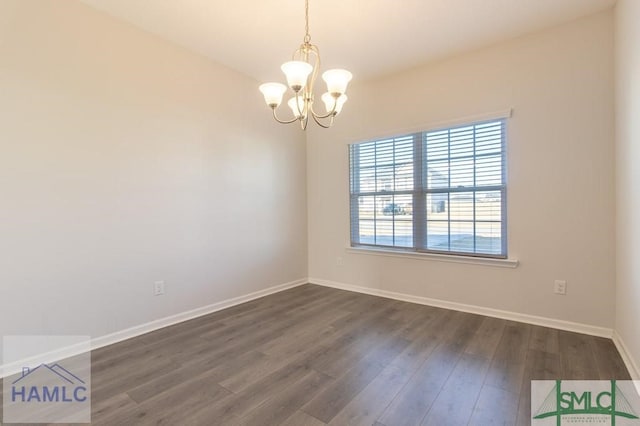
99, 377, 231, 425
483, 321, 530, 394
233, 370, 333, 426
468, 384, 519, 426
528, 325, 560, 354
421, 353, 491, 425
327, 365, 409, 426
89, 393, 138, 424
311, 317, 403, 378
126, 350, 266, 403
558, 331, 600, 379
493, 322, 531, 363
378, 342, 465, 426
301, 335, 410, 423
484, 357, 526, 394
182, 362, 317, 424
590, 336, 632, 380
219, 351, 304, 394
12, 284, 625, 425
397, 305, 448, 341
445, 312, 485, 350
91, 357, 182, 403
327, 332, 442, 425
281, 410, 327, 426
515, 349, 562, 426
257, 310, 351, 357
465, 316, 506, 358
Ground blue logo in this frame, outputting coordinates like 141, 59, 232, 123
11, 363, 87, 403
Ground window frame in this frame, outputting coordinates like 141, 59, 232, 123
349, 118, 508, 259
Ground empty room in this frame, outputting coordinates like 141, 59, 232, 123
1, 0, 639, 425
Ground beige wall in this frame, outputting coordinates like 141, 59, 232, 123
0, 0, 628, 369
615, 0, 640, 378
0, 0, 307, 346
308, 11, 615, 329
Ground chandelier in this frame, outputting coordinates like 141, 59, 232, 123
259, 0, 352, 130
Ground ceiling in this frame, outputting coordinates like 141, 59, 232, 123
80, 0, 616, 82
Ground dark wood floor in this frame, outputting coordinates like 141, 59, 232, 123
1, 284, 630, 425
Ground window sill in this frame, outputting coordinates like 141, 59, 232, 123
346, 246, 519, 268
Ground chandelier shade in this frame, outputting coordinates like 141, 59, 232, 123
288, 96, 305, 118
322, 93, 347, 115
322, 69, 353, 96
281, 61, 313, 92
259, 83, 287, 108
259, 0, 352, 130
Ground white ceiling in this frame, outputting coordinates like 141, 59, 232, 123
80, 0, 616, 82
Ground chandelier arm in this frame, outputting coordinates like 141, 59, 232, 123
294, 44, 320, 89
293, 93, 307, 120
309, 98, 337, 120
307, 44, 322, 98
310, 112, 334, 129
271, 108, 300, 125
308, 46, 320, 95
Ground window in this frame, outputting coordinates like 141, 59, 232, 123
349, 119, 507, 258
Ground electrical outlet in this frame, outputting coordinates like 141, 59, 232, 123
336, 257, 343, 266
154, 281, 165, 296
554, 280, 567, 295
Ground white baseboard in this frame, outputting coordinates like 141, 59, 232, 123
1, 278, 307, 379
5, 277, 633, 382
89, 278, 307, 353
613, 330, 640, 380
308, 277, 613, 338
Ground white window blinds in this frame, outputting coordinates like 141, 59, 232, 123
349, 119, 507, 258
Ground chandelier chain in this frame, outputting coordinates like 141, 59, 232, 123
304, 0, 311, 43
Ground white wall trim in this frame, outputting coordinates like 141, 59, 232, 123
1, 278, 307, 379
88, 278, 307, 352
309, 277, 613, 338
346, 246, 519, 268
0, 340, 91, 381
4, 277, 631, 380
613, 330, 640, 380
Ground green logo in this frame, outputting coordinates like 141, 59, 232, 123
533, 380, 639, 425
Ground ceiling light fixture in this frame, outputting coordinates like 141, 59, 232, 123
259, 0, 352, 130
